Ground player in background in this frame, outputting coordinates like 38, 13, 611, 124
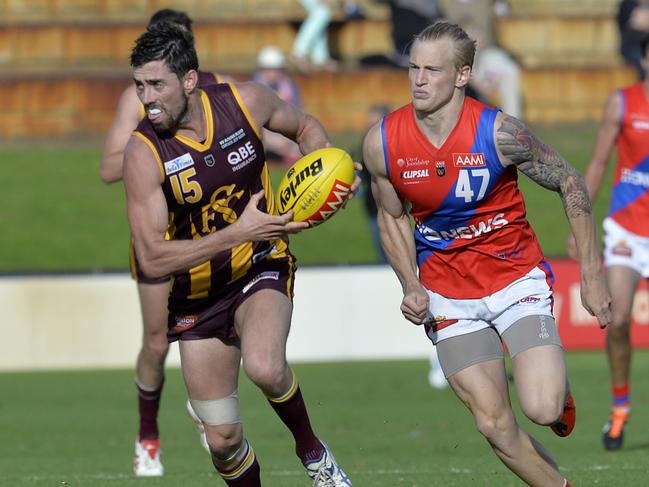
364, 21, 611, 486
124, 22, 356, 486
567, 33, 649, 451
99, 8, 223, 477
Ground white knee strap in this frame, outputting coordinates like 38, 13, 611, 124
189, 391, 241, 426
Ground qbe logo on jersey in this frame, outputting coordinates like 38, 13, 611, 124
453, 153, 486, 167
227, 141, 257, 172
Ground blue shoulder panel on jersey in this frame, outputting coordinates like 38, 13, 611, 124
381, 116, 390, 178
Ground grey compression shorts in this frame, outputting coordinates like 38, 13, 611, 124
436, 315, 563, 378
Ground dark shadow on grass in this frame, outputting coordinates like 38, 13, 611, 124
618, 441, 649, 452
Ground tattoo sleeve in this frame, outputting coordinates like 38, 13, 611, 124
496, 115, 592, 219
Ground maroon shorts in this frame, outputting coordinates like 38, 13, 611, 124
167, 258, 295, 342
129, 239, 170, 285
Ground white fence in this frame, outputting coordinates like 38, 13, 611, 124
0, 266, 432, 371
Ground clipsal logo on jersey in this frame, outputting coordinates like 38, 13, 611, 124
417, 213, 509, 241
453, 153, 486, 167
400, 168, 430, 183
164, 152, 194, 175
227, 141, 257, 171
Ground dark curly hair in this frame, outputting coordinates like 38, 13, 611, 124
130, 21, 198, 79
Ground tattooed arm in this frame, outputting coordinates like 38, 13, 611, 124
494, 112, 611, 328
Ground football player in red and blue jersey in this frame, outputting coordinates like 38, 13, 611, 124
567, 33, 649, 451
364, 21, 611, 487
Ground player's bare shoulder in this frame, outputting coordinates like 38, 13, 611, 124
123, 133, 164, 186
231, 81, 276, 128
362, 122, 387, 177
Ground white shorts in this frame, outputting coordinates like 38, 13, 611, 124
603, 217, 649, 277
425, 265, 554, 344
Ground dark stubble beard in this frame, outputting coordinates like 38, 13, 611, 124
154, 91, 189, 134
167, 91, 190, 133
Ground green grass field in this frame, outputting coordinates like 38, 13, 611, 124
0, 123, 615, 272
2, 352, 649, 486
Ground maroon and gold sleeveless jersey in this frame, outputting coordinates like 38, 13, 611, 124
130, 70, 223, 283
133, 83, 292, 311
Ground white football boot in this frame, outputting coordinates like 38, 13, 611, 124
186, 399, 210, 452
133, 438, 164, 477
303, 441, 352, 487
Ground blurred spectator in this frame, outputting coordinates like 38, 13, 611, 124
389, 0, 444, 67
442, 0, 522, 118
465, 20, 522, 118
291, 0, 339, 72
618, 0, 649, 79
343, 0, 366, 19
253, 46, 304, 166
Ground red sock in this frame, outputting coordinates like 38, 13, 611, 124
612, 383, 630, 410
136, 379, 163, 439
267, 372, 321, 462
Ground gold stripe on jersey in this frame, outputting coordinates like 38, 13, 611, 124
261, 163, 277, 215
174, 90, 214, 151
229, 242, 253, 284
188, 261, 211, 299
187, 210, 211, 299
230, 83, 262, 139
259, 163, 290, 259
133, 131, 165, 180
166, 212, 177, 292
214, 73, 222, 83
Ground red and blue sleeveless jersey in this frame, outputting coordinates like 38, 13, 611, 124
133, 83, 291, 312
609, 83, 649, 237
382, 97, 546, 299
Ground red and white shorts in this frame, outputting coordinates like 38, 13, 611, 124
425, 265, 554, 345
603, 217, 649, 278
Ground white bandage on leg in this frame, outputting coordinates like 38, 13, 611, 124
189, 391, 241, 426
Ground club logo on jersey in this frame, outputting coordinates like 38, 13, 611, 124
218, 128, 246, 149
453, 153, 486, 167
163, 152, 194, 175
435, 161, 446, 177
204, 154, 216, 167
400, 168, 430, 182
227, 141, 257, 171
242, 271, 279, 293
417, 213, 509, 242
